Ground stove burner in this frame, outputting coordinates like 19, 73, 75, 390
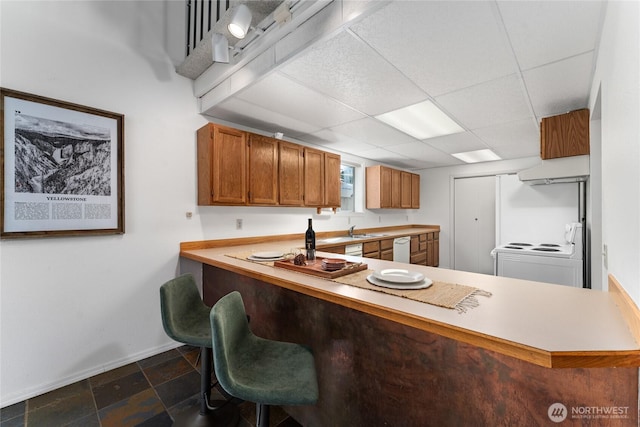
532, 247, 560, 252
539, 243, 561, 247
508, 243, 533, 246
504, 245, 524, 249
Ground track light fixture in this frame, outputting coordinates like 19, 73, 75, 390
212, 33, 230, 63
228, 4, 252, 39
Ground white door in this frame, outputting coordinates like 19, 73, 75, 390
454, 176, 496, 274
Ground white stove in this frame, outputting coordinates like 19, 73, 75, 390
491, 223, 584, 287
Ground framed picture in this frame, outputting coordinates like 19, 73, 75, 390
1, 88, 124, 238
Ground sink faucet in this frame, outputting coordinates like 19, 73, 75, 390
348, 225, 356, 237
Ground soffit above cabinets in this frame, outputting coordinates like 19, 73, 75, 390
188, 0, 606, 171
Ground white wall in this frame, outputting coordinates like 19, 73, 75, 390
589, 1, 640, 303
420, 157, 541, 269
0, 1, 423, 406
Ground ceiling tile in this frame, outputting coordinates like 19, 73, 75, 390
326, 118, 420, 148
279, 31, 425, 115
382, 142, 461, 167
436, 74, 532, 130
498, 0, 604, 70
206, 98, 320, 136
350, 1, 516, 97
473, 118, 539, 159
523, 52, 594, 118
423, 132, 487, 154
236, 72, 365, 129
298, 128, 379, 153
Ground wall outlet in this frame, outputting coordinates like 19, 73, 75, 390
236, 219, 243, 230
603, 244, 608, 269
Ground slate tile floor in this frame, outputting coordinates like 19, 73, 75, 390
0, 346, 302, 427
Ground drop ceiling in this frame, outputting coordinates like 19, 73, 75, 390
194, 0, 605, 170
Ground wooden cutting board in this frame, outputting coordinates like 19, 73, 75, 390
274, 257, 368, 279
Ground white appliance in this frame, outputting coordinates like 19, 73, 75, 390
393, 237, 411, 263
345, 243, 363, 257
491, 223, 583, 287
518, 155, 590, 185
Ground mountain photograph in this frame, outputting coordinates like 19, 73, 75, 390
13, 114, 112, 196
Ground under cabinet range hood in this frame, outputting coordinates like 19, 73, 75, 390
518, 155, 590, 185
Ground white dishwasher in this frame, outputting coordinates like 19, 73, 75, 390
393, 237, 411, 263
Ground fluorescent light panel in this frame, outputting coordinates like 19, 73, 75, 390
375, 100, 465, 140
451, 149, 501, 163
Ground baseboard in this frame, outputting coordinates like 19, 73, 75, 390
609, 274, 640, 345
0, 341, 181, 408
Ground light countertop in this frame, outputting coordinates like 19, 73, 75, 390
180, 234, 640, 368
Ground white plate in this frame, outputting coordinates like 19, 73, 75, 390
366, 275, 433, 290
251, 251, 284, 259
247, 255, 284, 262
372, 269, 425, 284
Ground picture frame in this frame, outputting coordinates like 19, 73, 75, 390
1, 88, 124, 239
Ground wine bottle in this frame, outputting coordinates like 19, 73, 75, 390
305, 218, 316, 260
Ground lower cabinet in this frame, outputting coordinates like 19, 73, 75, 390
410, 232, 439, 267
380, 239, 394, 261
363, 241, 380, 259
319, 245, 346, 255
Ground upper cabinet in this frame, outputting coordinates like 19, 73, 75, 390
324, 152, 341, 208
540, 109, 590, 160
304, 147, 324, 207
247, 134, 279, 205
197, 124, 247, 205
197, 123, 340, 209
278, 141, 304, 206
366, 165, 420, 209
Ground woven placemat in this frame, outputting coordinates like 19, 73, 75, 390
333, 269, 491, 313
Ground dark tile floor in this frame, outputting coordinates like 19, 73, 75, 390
0, 346, 302, 427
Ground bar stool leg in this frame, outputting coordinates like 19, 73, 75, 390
256, 403, 270, 427
171, 347, 240, 426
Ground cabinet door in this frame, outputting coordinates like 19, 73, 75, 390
380, 167, 392, 208
401, 171, 412, 208
197, 124, 247, 205
279, 141, 304, 206
541, 109, 589, 159
248, 134, 278, 205
304, 148, 324, 206
411, 173, 420, 209
391, 169, 402, 208
324, 152, 341, 208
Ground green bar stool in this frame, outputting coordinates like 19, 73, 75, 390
210, 291, 319, 427
160, 274, 240, 426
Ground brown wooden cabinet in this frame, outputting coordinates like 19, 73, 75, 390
197, 123, 247, 205
366, 165, 392, 208
324, 152, 341, 208
247, 134, 278, 205
303, 148, 341, 209
380, 238, 394, 261
411, 173, 420, 209
367, 165, 420, 209
304, 147, 324, 207
540, 109, 590, 159
319, 245, 346, 255
198, 123, 340, 209
363, 241, 380, 259
410, 234, 427, 265
279, 141, 304, 206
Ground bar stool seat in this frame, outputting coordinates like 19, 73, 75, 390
160, 274, 239, 426
210, 291, 318, 427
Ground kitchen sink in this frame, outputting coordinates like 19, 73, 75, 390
319, 234, 388, 244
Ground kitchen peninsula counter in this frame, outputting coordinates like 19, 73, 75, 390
181, 231, 639, 426
180, 232, 640, 369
